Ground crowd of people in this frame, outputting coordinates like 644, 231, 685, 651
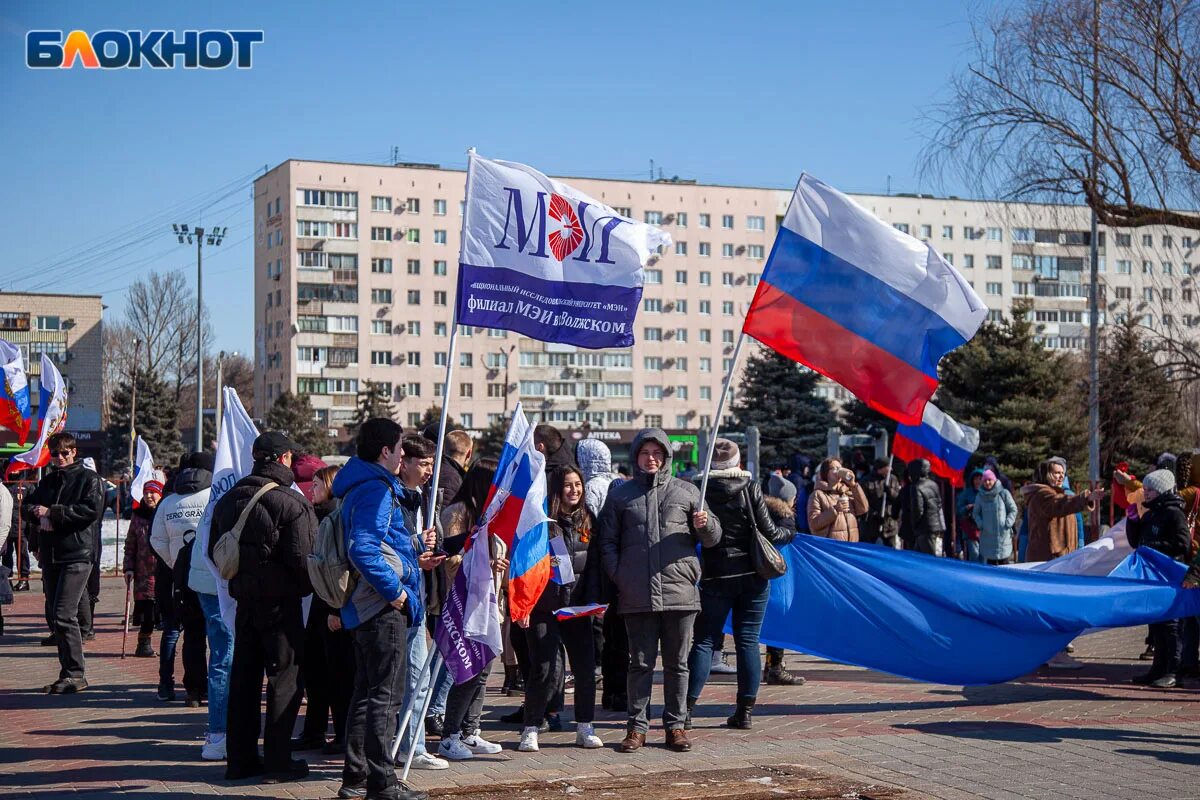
2, 425, 1199, 800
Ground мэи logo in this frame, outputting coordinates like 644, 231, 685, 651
27, 30, 264, 69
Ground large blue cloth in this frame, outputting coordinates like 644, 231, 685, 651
757, 535, 1200, 685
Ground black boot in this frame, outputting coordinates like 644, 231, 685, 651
135, 634, 156, 658
725, 699, 754, 730
501, 663, 518, 695
764, 648, 805, 686
684, 696, 697, 730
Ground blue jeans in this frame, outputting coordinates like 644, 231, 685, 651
687, 574, 770, 703
429, 660, 452, 717
965, 539, 982, 563
399, 624, 430, 756
197, 592, 233, 735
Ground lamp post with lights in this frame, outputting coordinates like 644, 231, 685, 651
172, 224, 226, 451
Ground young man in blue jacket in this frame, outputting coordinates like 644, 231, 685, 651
334, 418, 437, 800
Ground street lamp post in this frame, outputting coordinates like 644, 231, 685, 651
215, 350, 238, 443
173, 224, 226, 451
499, 344, 517, 416
127, 339, 141, 476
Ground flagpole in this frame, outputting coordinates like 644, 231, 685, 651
698, 330, 749, 500
389, 644, 443, 764
426, 147, 477, 525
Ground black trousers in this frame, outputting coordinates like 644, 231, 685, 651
344, 607, 408, 794
299, 602, 333, 740
1149, 619, 1181, 679
523, 611, 596, 726
43, 562, 91, 680
44, 563, 90, 639
2, 527, 31, 578
226, 598, 305, 775
180, 590, 208, 694
601, 607, 629, 700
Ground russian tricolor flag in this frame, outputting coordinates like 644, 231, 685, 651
555, 603, 608, 622
893, 403, 980, 488
743, 175, 987, 425
478, 402, 552, 621
0, 338, 32, 445
5, 355, 68, 478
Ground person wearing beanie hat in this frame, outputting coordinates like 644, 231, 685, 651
1128, 468, 1191, 688
124, 477, 164, 659
686, 437, 793, 732
767, 472, 797, 507
972, 469, 1018, 565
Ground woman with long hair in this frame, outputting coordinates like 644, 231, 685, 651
516, 465, 603, 752
807, 457, 869, 541
436, 458, 507, 762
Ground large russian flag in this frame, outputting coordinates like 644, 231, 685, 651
0, 338, 32, 445
743, 174, 987, 425
5, 355, 68, 478
892, 403, 979, 488
478, 402, 552, 620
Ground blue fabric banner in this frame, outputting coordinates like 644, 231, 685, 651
755, 535, 1200, 685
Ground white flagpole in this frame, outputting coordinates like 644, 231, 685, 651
698, 329, 749, 500
426, 147, 477, 524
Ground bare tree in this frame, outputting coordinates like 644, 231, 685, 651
925, 0, 1200, 231
122, 269, 212, 403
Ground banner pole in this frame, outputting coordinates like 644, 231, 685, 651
698, 330, 748, 500
400, 651, 445, 782
389, 644, 441, 762
426, 147, 477, 525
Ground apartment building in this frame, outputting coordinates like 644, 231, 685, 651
0, 292, 105, 463
254, 159, 1199, 439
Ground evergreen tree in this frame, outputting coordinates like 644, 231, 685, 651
104, 368, 184, 475
474, 414, 510, 459
731, 344, 834, 468
265, 391, 330, 456
937, 302, 1086, 482
840, 397, 897, 441
419, 405, 461, 435
345, 381, 397, 437
1096, 317, 1189, 476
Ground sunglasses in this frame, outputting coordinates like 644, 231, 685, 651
49, 450, 74, 457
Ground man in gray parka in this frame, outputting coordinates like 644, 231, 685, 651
597, 429, 721, 754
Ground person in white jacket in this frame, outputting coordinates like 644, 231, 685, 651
154, 451, 228, 760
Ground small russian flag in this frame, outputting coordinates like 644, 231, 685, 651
555, 603, 608, 622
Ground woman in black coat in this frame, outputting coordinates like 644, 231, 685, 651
685, 439, 793, 730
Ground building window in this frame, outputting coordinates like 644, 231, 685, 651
371, 258, 392, 273
675, 269, 687, 284
699, 358, 712, 372
371, 320, 391, 334
405, 198, 420, 214
645, 210, 663, 224
699, 271, 711, 286
644, 298, 662, 313
920, 224, 932, 239
722, 330, 734, 344
460, 353, 473, 367
963, 254, 975, 269
1116, 232, 1132, 246
433, 199, 447, 215
676, 212, 688, 227
434, 290, 447, 305
722, 272, 734, 286
675, 300, 687, 314
1163, 261, 1174, 275
371, 288, 392, 304
434, 230, 447, 244
675, 328, 688, 342
1143, 260, 1153, 274
747, 245, 764, 259
406, 259, 420, 275
721, 244, 734, 258
645, 327, 662, 341
371, 351, 392, 366
645, 269, 662, 284
699, 329, 711, 343
372, 196, 392, 212
371, 227, 392, 241
722, 301, 734, 316
406, 229, 420, 243
986, 255, 1002, 269
721, 214, 734, 229
676, 386, 688, 400
460, 383, 473, 398
699, 242, 711, 257
747, 216, 765, 231
613, 206, 631, 217
987, 227, 1003, 241
1116, 259, 1132, 274
644, 385, 663, 400
986, 282, 1002, 295
942, 225, 954, 239
435, 322, 448, 336
407, 290, 420, 304
644, 356, 662, 371
675, 242, 688, 256
699, 213, 710, 228
894, 223, 910, 234
434, 260, 447, 276
699, 300, 711, 315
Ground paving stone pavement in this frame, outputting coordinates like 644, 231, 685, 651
1, 576, 1199, 798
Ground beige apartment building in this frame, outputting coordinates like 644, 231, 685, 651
0, 292, 105, 463
254, 159, 1199, 447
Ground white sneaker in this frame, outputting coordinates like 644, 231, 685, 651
1046, 651, 1085, 670
575, 722, 602, 749
201, 732, 226, 761
411, 751, 450, 770
438, 733, 474, 761
518, 726, 540, 752
710, 651, 737, 674
462, 730, 503, 755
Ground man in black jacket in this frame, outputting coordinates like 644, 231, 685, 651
900, 459, 945, 556
535, 424, 578, 474
21, 433, 104, 693
210, 431, 318, 783
1128, 469, 1192, 689
861, 459, 902, 548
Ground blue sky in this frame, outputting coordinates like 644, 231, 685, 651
1, 0, 988, 355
